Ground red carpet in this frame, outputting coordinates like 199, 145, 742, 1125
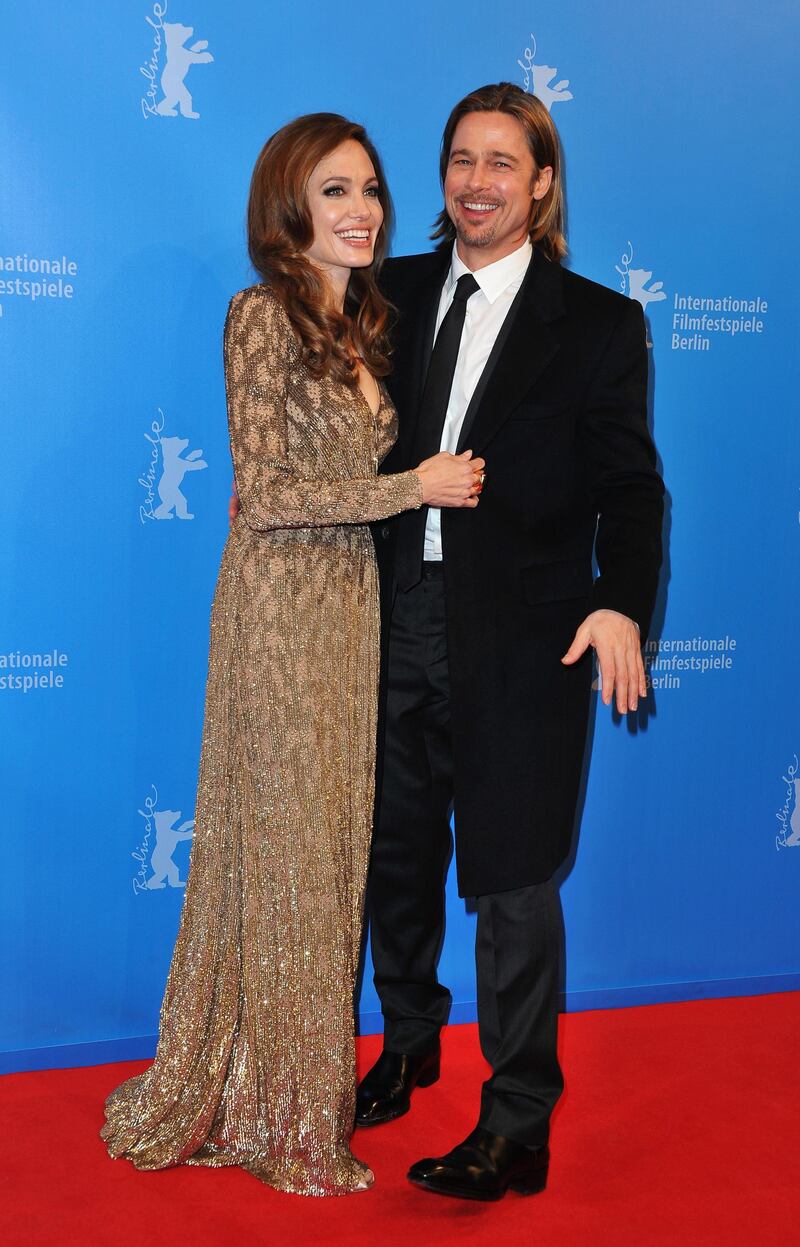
1, 993, 796, 1247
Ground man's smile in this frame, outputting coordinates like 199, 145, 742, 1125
456, 198, 502, 222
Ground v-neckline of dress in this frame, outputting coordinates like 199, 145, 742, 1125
352, 378, 382, 420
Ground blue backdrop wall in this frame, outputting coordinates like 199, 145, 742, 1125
2, 1, 799, 1073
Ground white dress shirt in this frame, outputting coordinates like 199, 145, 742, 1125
424, 238, 532, 560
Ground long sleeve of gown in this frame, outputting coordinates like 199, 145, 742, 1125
223, 286, 423, 532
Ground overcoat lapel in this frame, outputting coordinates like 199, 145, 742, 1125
399, 251, 451, 458
457, 249, 566, 453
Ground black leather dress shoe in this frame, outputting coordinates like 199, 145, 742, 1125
355, 1046, 440, 1126
407, 1126, 549, 1201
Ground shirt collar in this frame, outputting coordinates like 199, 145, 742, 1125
447, 238, 533, 305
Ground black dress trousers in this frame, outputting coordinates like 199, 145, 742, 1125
368, 567, 564, 1146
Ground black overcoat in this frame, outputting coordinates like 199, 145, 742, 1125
375, 247, 664, 896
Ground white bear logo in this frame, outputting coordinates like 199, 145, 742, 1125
627, 268, 667, 313
530, 64, 573, 112
616, 243, 666, 348
154, 435, 207, 520
518, 37, 573, 112
145, 809, 195, 888
156, 22, 213, 119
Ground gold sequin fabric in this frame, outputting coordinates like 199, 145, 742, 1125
102, 285, 423, 1196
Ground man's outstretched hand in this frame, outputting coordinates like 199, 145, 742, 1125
562, 609, 646, 713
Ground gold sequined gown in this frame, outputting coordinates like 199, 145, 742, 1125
102, 286, 423, 1196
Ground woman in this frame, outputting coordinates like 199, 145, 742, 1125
101, 114, 483, 1197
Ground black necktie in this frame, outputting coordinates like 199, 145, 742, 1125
396, 272, 480, 590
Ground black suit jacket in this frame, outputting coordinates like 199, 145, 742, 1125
376, 247, 664, 895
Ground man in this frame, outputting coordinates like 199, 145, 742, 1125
356, 82, 664, 1200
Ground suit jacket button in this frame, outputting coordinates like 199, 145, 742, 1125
380, 526, 391, 539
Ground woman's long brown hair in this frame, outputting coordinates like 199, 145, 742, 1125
248, 113, 394, 385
